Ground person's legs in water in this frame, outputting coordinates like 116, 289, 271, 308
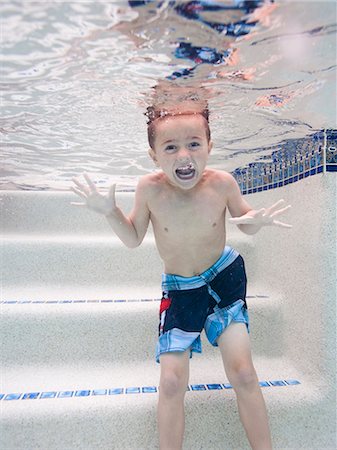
157, 350, 190, 450
217, 322, 273, 450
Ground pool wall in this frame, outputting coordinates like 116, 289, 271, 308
1, 171, 336, 449
232, 129, 337, 194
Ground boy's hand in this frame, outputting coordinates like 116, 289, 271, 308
229, 199, 292, 229
70, 172, 117, 216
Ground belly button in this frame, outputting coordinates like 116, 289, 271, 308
212, 222, 217, 227
164, 227, 168, 232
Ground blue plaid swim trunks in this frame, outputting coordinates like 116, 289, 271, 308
156, 246, 250, 363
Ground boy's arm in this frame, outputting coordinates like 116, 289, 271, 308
105, 176, 150, 248
71, 173, 150, 248
225, 173, 292, 234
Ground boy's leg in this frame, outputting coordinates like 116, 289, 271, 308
157, 350, 190, 450
217, 322, 273, 450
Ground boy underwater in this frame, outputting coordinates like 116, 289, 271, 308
71, 103, 291, 450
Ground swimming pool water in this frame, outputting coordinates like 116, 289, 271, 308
1, 1, 336, 191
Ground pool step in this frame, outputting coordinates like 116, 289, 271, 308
2, 190, 259, 302
1, 293, 285, 374
2, 236, 162, 298
2, 294, 314, 450
1, 191, 135, 236
1, 376, 330, 450
2, 234, 258, 300
2, 358, 301, 397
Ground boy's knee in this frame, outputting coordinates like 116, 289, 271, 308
229, 364, 257, 390
160, 371, 187, 398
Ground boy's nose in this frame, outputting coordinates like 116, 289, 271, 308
177, 147, 190, 159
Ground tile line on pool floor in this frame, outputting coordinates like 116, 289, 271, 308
1, 295, 269, 305
1, 380, 301, 401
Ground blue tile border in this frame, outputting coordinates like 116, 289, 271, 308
231, 129, 337, 195
58, 391, 74, 398
4, 393, 22, 401
126, 387, 141, 394
93, 129, 337, 194
75, 390, 91, 397
22, 393, 40, 400
269, 380, 287, 387
0, 298, 161, 304
40, 392, 58, 399
1, 295, 269, 304
190, 384, 207, 391
92, 389, 108, 396
109, 388, 124, 395
142, 386, 157, 394
284, 379, 301, 386
1, 379, 300, 401
206, 384, 223, 390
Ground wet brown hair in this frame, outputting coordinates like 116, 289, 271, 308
145, 106, 211, 150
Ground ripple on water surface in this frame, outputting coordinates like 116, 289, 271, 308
1, 1, 336, 190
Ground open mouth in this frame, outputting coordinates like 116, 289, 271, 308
175, 163, 196, 181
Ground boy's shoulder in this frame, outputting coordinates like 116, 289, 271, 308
138, 172, 166, 188
135, 172, 167, 197
204, 168, 237, 187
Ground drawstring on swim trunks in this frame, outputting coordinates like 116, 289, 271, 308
199, 274, 222, 304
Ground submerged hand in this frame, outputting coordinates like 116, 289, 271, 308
229, 199, 292, 229
70, 172, 117, 216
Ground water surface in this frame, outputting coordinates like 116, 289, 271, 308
1, 1, 336, 190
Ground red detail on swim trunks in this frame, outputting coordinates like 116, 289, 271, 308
160, 298, 172, 315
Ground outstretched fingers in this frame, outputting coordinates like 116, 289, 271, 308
71, 172, 97, 196
268, 201, 292, 227
108, 183, 116, 201
70, 201, 86, 206
71, 185, 86, 200
267, 199, 286, 214
83, 172, 98, 193
72, 177, 89, 196
273, 220, 293, 228
270, 204, 291, 218
256, 207, 266, 217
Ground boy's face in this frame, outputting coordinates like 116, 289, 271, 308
149, 114, 212, 191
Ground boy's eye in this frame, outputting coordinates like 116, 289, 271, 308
189, 142, 200, 149
165, 145, 177, 153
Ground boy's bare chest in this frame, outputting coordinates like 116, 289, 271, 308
149, 190, 226, 235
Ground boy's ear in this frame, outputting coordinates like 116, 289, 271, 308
208, 140, 213, 154
148, 148, 160, 167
